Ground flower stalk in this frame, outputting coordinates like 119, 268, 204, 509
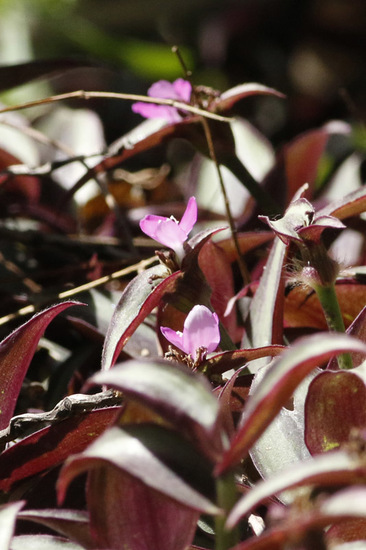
311, 282, 353, 370
215, 472, 239, 550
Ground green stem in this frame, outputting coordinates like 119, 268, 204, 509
314, 283, 353, 370
215, 473, 239, 550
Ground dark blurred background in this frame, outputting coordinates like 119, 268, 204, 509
0, 0, 365, 145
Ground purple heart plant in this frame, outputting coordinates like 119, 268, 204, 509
0, 67, 366, 550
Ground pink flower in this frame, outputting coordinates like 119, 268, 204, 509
139, 196, 197, 261
161, 305, 220, 360
132, 78, 192, 123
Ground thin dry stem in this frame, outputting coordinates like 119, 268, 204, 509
0, 90, 232, 122
0, 255, 158, 326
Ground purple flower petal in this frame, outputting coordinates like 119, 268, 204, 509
153, 218, 188, 249
139, 197, 197, 259
139, 215, 167, 240
132, 102, 182, 123
183, 305, 220, 357
160, 305, 220, 360
179, 196, 197, 235
160, 326, 184, 350
132, 78, 192, 122
172, 78, 192, 102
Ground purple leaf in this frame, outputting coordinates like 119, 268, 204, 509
87, 466, 199, 550
216, 333, 366, 475
101, 264, 180, 370
0, 301, 82, 430
18, 509, 93, 549
88, 358, 220, 459
227, 487, 366, 549
0, 407, 120, 492
305, 370, 366, 454
200, 346, 285, 376
318, 185, 366, 220
217, 83, 285, 112
242, 237, 287, 353
58, 425, 219, 515
10, 535, 84, 550
227, 450, 366, 528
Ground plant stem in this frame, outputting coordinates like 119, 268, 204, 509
215, 473, 239, 550
314, 283, 353, 370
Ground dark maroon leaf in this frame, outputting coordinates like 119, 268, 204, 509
0, 148, 40, 203
305, 370, 366, 455
87, 466, 199, 550
198, 240, 238, 339
0, 407, 120, 492
215, 231, 274, 263
283, 128, 329, 203
0, 301, 82, 431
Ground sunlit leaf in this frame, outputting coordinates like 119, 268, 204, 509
0, 501, 24, 549
228, 487, 366, 549
217, 333, 366, 474
318, 185, 366, 220
284, 281, 366, 329
217, 83, 285, 112
101, 264, 176, 370
18, 509, 93, 549
89, 359, 220, 458
10, 535, 84, 550
227, 450, 366, 528
242, 237, 287, 356
58, 425, 218, 514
